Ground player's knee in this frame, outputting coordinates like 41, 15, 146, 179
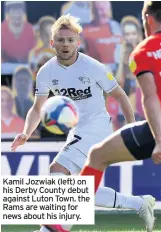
88, 145, 104, 165
88, 144, 113, 168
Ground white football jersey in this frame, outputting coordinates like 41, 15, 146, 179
35, 53, 118, 136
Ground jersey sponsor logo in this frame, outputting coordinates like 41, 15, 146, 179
54, 87, 92, 100
147, 49, 161, 59
129, 58, 137, 73
78, 77, 90, 84
106, 72, 114, 80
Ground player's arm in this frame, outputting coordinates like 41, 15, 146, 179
11, 96, 48, 151
94, 63, 135, 124
129, 48, 161, 164
105, 85, 135, 123
138, 72, 161, 143
22, 64, 50, 138
23, 95, 48, 139
11, 64, 50, 151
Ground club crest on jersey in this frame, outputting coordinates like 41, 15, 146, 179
106, 72, 114, 80
78, 76, 90, 84
52, 79, 59, 85
129, 58, 137, 73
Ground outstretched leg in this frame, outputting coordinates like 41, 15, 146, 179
80, 130, 135, 192
81, 121, 155, 192
80, 121, 156, 232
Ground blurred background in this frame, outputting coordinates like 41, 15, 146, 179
1, 0, 145, 140
1, 1, 161, 213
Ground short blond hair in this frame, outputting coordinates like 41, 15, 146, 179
51, 14, 82, 38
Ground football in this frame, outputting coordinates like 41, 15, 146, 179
41, 96, 79, 134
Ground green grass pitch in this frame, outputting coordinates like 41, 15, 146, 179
2, 211, 161, 232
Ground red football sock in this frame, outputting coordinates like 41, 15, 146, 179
80, 165, 103, 193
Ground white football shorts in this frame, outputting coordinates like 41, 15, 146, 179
53, 117, 113, 175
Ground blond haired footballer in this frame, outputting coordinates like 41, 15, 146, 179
11, 15, 155, 232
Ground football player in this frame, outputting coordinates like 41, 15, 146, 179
11, 14, 155, 232
81, 2, 161, 232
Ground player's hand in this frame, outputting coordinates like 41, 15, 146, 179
152, 142, 161, 164
11, 134, 28, 152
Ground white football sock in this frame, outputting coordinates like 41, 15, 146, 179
40, 177, 144, 232
115, 191, 144, 211
95, 186, 116, 207
95, 186, 144, 211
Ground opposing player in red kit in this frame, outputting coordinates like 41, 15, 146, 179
81, 1, 161, 232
